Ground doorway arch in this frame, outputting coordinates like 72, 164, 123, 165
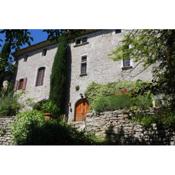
74, 99, 89, 121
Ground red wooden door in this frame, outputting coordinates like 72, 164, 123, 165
75, 99, 89, 121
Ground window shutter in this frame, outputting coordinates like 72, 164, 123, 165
22, 78, 27, 90
14, 80, 19, 91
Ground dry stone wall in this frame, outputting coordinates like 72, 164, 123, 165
0, 116, 15, 145
72, 110, 175, 145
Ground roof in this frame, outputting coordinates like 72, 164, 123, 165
14, 40, 56, 58
14, 30, 100, 58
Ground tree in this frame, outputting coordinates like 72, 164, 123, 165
49, 36, 69, 114
111, 30, 175, 108
0, 30, 33, 88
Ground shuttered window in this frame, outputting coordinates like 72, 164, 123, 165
15, 78, 27, 90
36, 67, 45, 86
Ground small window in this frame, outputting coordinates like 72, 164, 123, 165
122, 59, 132, 70
80, 56, 87, 76
17, 78, 27, 90
82, 37, 87, 43
75, 37, 88, 46
81, 56, 87, 62
36, 67, 45, 86
115, 29, 121, 34
123, 59, 131, 67
42, 49, 47, 56
24, 55, 28, 62
18, 79, 24, 90
75, 39, 81, 45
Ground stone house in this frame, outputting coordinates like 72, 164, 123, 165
14, 30, 153, 122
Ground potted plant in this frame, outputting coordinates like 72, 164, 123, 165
40, 100, 60, 121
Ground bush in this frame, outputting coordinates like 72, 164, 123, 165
11, 110, 99, 145
0, 93, 21, 116
33, 99, 60, 117
92, 94, 152, 113
93, 95, 131, 112
85, 80, 153, 111
11, 110, 45, 144
131, 110, 175, 129
131, 114, 157, 128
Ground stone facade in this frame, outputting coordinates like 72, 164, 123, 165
15, 30, 153, 121
72, 110, 175, 145
0, 116, 15, 145
68, 30, 152, 121
15, 44, 57, 102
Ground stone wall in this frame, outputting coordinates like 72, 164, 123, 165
0, 116, 15, 145
72, 110, 175, 145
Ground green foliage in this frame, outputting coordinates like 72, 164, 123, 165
131, 114, 156, 128
131, 110, 175, 129
85, 81, 153, 112
33, 99, 60, 117
49, 36, 68, 114
111, 30, 175, 109
11, 110, 99, 145
93, 95, 131, 112
11, 110, 45, 144
0, 93, 21, 116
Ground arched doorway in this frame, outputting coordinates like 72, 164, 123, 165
74, 99, 89, 121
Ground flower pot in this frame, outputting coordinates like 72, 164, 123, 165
44, 112, 52, 121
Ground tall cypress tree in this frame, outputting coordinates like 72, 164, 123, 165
49, 36, 68, 114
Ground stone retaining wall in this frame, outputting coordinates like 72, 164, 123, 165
0, 116, 15, 145
72, 110, 175, 145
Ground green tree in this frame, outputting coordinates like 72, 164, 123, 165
49, 36, 69, 114
0, 30, 33, 88
111, 30, 175, 108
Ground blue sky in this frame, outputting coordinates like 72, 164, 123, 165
29, 30, 48, 45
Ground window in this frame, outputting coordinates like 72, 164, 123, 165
18, 79, 24, 90
42, 49, 47, 56
115, 29, 121, 34
82, 37, 87, 43
15, 78, 27, 90
24, 55, 28, 62
75, 39, 81, 45
75, 37, 88, 46
123, 59, 131, 67
80, 56, 87, 76
122, 59, 132, 70
36, 67, 45, 86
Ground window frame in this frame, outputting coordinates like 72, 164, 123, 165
74, 37, 88, 47
80, 55, 87, 76
35, 67, 46, 86
121, 58, 133, 70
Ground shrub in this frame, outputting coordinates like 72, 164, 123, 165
92, 93, 152, 113
0, 93, 21, 117
131, 114, 157, 128
33, 99, 60, 117
93, 95, 132, 112
131, 93, 153, 110
85, 80, 153, 111
11, 110, 45, 144
25, 119, 99, 145
131, 110, 175, 129
11, 110, 100, 145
